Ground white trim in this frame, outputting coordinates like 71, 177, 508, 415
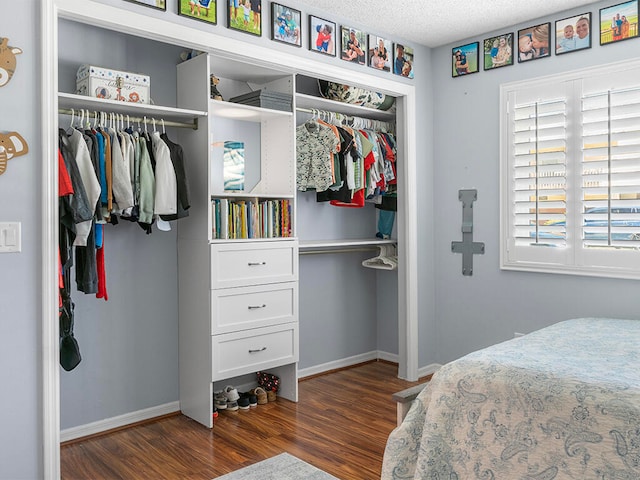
418, 363, 441, 379
44, 2, 419, 476
297, 351, 379, 379
60, 402, 180, 443
42, 1, 60, 479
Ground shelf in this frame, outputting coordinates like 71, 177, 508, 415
299, 238, 396, 251
210, 99, 293, 122
295, 93, 395, 121
211, 193, 295, 199
58, 92, 207, 125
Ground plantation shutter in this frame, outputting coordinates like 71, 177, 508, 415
581, 87, 640, 249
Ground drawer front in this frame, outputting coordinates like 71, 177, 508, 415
212, 324, 299, 381
211, 282, 298, 334
210, 242, 298, 289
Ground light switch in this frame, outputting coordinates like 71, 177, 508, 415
0, 222, 21, 253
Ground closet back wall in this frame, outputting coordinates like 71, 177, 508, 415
58, 19, 185, 429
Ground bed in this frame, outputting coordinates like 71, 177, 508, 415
382, 318, 640, 479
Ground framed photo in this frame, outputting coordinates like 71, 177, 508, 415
600, 0, 638, 45
340, 26, 366, 65
555, 13, 591, 54
124, 0, 166, 10
393, 43, 414, 78
227, 0, 261, 37
367, 35, 392, 72
309, 15, 336, 56
178, 0, 216, 24
452, 42, 479, 77
271, 3, 301, 46
483, 33, 514, 70
517, 22, 551, 62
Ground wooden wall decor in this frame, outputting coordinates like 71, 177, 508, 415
0, 131, 29, 175
0, 37, 23, 87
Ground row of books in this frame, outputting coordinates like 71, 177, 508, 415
212, 198, 292, 239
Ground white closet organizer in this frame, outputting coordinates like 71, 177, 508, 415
176, 53, 298, 428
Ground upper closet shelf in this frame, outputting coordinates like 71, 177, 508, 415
210, 99, 293, 122
58, 92, 207, 128
295, 93, 395, 121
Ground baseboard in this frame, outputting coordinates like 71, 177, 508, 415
418, 363, 441, 379
298, 351, 380, 378
60, 401, 180, 443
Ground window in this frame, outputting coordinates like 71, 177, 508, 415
501, 61, 640, 279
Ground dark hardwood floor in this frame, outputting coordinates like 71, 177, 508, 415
60, 361, 428, 480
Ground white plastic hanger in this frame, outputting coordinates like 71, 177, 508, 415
362, 244, 398, 270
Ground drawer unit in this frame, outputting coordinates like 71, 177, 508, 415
212, 324, 298, 380
210, 242, 298, 289
211, 282, 298, 334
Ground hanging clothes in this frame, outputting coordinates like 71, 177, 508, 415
296, 119, 339, 192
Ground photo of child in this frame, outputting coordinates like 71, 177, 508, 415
517, 22, 550, 62
451, 42, 479, 77
178, 0, 215, 23
271, 4, 301, 46
309, 15, 336, 56
599, 0, 638, 45
556, 13, 591, 54
341, 27, 366, 65
483, 33, 513, 70
227, 0, 261, 36
368, 35, 392, 72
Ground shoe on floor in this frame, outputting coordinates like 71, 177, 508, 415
237, 395, 250, 410
266, 389, 277, 402
252, 387, 268, 405
214, 391, 227, 410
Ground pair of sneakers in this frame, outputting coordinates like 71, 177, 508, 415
215, 386, 258, 411
214, 385, 240, 411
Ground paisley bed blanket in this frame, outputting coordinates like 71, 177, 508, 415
382, 318, 640, 479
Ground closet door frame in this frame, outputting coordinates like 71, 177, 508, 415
41, 0, 418, 478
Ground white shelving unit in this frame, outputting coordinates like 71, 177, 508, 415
176, 53, 298, 428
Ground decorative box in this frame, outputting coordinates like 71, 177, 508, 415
76, 64, 150, 104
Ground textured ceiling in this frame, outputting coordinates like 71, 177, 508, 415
293, 0, 602, 47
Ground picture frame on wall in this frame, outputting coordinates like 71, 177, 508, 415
228, 0, 262, 37
555, 13, 591, 54
271, 3, 301, 46
178, 0, 216, 24
367, 34, 392, 72
482, 33, 514, 70
600, 0, 638, 45
452, 42, 479, 77
393, 43, 414, 78
517, 22, 551, 62
124, 0, 166, 11
340, 26, 366, 65
309, 15, 336, 56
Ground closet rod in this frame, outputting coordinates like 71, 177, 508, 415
58, 108, 199, 130
296, 106, 394, 131
299, 247, 380, 255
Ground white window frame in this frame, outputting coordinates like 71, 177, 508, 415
501, 59, 640, 280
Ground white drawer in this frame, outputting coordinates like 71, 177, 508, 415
212, 324, 298, 381
211, 282, 298, 334
210, 242, 298, 289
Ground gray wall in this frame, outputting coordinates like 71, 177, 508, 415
432, 1, 640, 365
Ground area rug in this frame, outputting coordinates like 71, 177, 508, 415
214, 452, 339, 479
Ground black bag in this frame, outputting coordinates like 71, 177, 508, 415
59, 301, 82, 371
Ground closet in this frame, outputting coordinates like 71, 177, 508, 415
294, 75, 401, 372
45, 1, 417, 472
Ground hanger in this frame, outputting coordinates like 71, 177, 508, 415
362, 244, 398, 270
151, 117, 156, 132
161, 118, 165, 134
68, 108, 75, 128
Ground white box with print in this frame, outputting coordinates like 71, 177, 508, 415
76, 64, 150, 104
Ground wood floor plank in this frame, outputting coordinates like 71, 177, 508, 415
61, 361, 428, 480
